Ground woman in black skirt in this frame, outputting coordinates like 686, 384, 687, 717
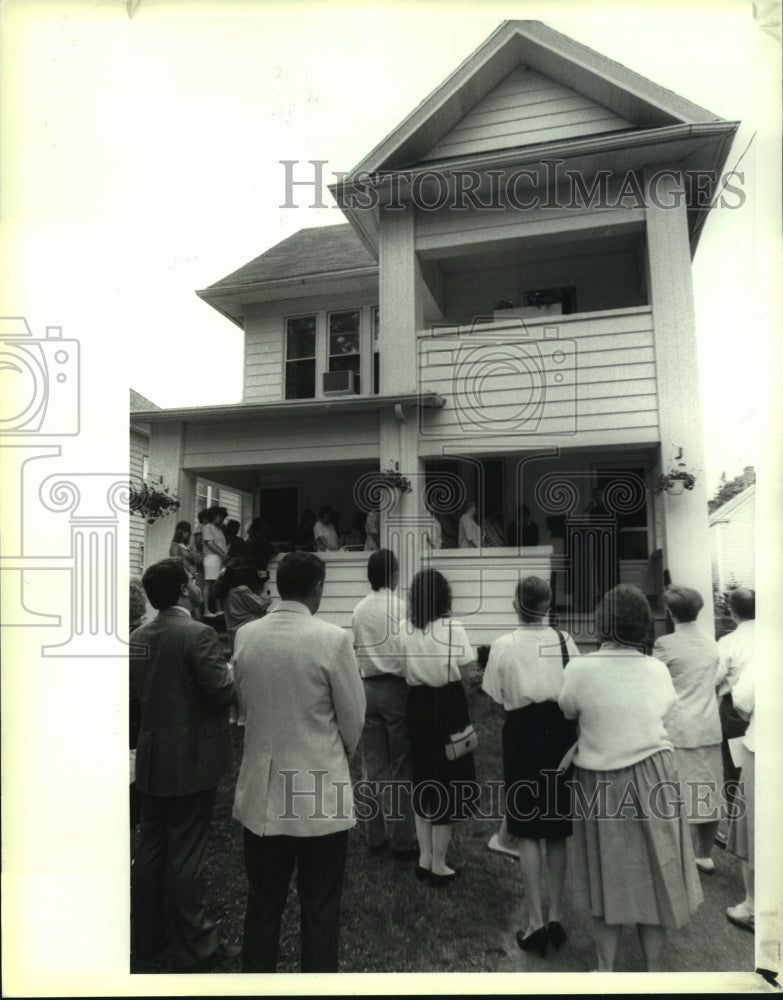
482, 576, 578, 956
399, 568, 477, 886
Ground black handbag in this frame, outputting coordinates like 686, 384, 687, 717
719, 692, 749, 740
444, 621, 478, 761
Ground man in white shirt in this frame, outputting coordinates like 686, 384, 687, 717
313, 505, 341, 552
232, 552, 365, 972
351, 549, 417, 858
726, 661, 755, 933
715, 588, 755, 847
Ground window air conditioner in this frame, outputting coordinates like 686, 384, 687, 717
322, 370, 357, 396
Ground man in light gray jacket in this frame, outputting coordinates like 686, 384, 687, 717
232, 551, 365, 972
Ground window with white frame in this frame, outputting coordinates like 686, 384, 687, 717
328, 309, 361, 393
283, 307, 375, 400
285, 315, 317, 399
372, 307, 380, 395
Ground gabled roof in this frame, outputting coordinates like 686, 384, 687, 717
202, 225, 376, 292
351, 20, 723, 175
130, 388, 159, 412
709, 484, 756, 524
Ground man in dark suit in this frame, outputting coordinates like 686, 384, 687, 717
130, 557, 240, 972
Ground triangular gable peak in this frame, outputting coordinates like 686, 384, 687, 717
419, 65, 633, 163
351, 20, 722, 174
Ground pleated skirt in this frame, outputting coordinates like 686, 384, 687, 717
570, 749, 703, 928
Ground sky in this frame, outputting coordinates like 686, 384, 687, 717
1, 0, 780, 491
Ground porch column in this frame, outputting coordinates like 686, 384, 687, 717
378, 207, 422, 395
145, 422, 194, 566
380, 405, 426, 595
644, 167, 714, 622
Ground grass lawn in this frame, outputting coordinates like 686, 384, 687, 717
130, 683, 524, 974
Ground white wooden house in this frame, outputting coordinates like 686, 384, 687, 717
130, 389, 244, 576
132, 20, 738, 646
710, 469, 756, 593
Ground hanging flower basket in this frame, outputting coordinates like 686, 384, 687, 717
374, 468, 413, 495
653, 448, 697, 495
129, 481, 181, 523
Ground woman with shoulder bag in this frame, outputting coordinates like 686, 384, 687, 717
399, 568, 478, 886
482, 576, 579, 958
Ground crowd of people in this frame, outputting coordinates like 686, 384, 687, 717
128, 540, 756, 974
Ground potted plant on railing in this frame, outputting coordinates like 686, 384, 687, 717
654, 448, 697, 496
130, 479, 181, 524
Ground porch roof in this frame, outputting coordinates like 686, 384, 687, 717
130, 390, 446, 425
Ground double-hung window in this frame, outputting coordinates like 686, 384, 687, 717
285, 315, 317, 399
328, 310, 361, 393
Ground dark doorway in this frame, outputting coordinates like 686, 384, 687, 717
259, 487, 298, 544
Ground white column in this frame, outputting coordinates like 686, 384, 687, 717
644, 167, 714, 621
379, 405, 426, 597
145, 422, 189, 565
378, 207, 421, 395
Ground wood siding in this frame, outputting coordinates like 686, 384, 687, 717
417, 307, 657, 446
421, 66, 632, 162
182, 412, 379, 469
710, 490, 755, 592
130, 428, 148, 577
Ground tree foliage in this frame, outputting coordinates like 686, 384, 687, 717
708, 471, 748, 514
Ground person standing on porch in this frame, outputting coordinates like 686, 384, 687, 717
352, 549, 418, 859
652, 585, 722, 876
314, 505, 341, 552
232, 552, 365, 972
458, 500, 481, 548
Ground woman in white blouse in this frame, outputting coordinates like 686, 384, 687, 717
482, 576, 579, 958
201, 505, 227, 616
558, 585, 702, 972
399, 568, 477, 886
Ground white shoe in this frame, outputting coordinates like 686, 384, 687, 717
487, 833, 518, 859
696, 857, 715, 875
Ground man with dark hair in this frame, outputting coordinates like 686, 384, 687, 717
352, 550, 417, 859
130, 558, 238, 972
232, 551, 365, 972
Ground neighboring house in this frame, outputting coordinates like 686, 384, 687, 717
132, 20, 738, 645
130, 389, 158, 577
709, 467, 756, 593
130, 389, 244, 576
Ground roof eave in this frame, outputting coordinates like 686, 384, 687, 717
131, 391, 446, 425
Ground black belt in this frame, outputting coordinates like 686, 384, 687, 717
363, 673, 405, 682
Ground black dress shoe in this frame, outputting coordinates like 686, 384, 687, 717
516, 926, 549, 958
176, 940, 242, 973
428, 868, 461, 887
415, 865, 430, 882
547, 920, 567, 951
